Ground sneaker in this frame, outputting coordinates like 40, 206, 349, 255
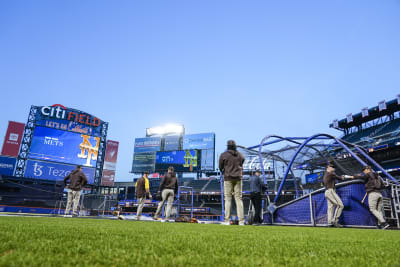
220, 221, 230, 225
239, 221, 245, 226
152, 216, 158, 221
333, 222, 343, 228
382, 223, 390, 230
136, 216, 141, 221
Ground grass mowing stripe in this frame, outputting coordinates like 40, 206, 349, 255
0, 217, 399, 266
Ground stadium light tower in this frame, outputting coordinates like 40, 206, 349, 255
146, 124, 185, 137
146, 123, 185, 155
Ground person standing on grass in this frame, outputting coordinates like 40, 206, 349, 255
323, 163, 353, 227
63, 165, 88, 217
249, 170, 266, 225
135, 171, 152, 221
153, 166, 178, 222
219, 140, 245, 226
349, 166, 390, 229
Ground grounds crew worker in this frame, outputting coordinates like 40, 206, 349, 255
323, 163, 353, 227
349, 166, 390, 229
63, 165, 88, 217
135, 171, 152, 221
219, 140, 246, 226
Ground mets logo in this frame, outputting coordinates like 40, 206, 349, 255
183, 150, 197, 171
78, 135, 100, 167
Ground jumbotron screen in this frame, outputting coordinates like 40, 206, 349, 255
28, 126, 100, 168
155, 150, 201, 172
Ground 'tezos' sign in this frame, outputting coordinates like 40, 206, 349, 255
40, 104, 102, 127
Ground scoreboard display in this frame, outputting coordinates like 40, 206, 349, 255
155, 150, 201, 172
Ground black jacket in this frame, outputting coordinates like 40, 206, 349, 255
64, 169, 88, 191
355, 172, 383, 193
159, 173, 178, 194
219, 149, 245, 181
323, 171, 344, 190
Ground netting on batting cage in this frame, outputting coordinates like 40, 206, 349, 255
264, 180, 379, 227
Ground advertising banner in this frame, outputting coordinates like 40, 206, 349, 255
183, 133, 215, 150
28, 126, 100, 167
155, 150, 201, 172
378, 101, 387, 112
1, 121, 25, 157
362, 107, 369, 118
0, 156, 17, 176
243, 156, 272, 171
36, 119, 100, 137
346, 113, 353, 123
164, 135, 180, 151
132, 152, 156, 173
101, 169, 115, 187
24, 159, 95, 184
101, 140, 119, 186
134, 137, 161, 153
305, 172, 323, 184
103, 140, 119, 171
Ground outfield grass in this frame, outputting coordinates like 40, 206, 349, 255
0, 217, 399, 267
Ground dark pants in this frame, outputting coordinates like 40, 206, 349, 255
250, 192, 263, 223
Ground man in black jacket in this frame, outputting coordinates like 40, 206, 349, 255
323, 164, 343, 227
249, 170, 265, 225
351, 166, 389, 229
153, 166, 178, 222
219, 140, 245, 225
323, 164, 354, 227
63, 165, 88, 217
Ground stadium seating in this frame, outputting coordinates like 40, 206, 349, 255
342, 118, 400, 145
0, 176, 63, 208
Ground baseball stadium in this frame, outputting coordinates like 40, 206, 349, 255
1, 2, 400, 266
1, 96, 400, 266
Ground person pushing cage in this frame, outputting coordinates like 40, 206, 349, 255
348, 166, 390, 229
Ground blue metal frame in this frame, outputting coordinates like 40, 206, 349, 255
257, 135, 331, 187
249, 136, 332, 150
273, 133, 399, 203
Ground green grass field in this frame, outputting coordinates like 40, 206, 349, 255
1, 217, 399, 267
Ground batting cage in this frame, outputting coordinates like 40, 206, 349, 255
238, 133, 400, 228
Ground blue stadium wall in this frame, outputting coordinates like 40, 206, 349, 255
263, 181, 383, 227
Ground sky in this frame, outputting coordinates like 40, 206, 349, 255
0, 0, 399, 182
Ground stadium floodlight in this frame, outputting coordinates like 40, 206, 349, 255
146, 126, 165, 136
146, 124, 184, 136
164, 124, 184, 135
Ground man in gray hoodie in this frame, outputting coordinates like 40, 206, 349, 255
219, 140, 245, 225
63, 165, 88, 217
